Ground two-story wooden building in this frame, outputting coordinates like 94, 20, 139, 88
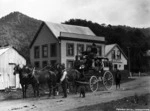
30, 22, 105, 69
105, 44, 127, 70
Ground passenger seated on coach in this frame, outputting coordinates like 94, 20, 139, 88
74, 55, 81, 71
94, 59, 100, 71
91, 43, 97, 57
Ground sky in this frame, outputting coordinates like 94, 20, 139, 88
0, 0, 150, 28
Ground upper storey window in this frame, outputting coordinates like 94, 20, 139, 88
34, 46, 40, 58
42, 44, 48, 58
66, 43, 74, 56
77, 44, 84, 56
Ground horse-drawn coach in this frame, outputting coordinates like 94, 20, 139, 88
13, 44, 114, 98
73, 54, 114, 92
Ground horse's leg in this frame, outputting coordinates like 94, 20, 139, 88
119, 80, 121, 89
53, 85, 56, 96
25, 85, 28, 98
48, 83, 52, 97
75, 84, 79, 94
56, 86, 59, 96
65, 81, 70, 94
32, 84, 36, 97
116, 81, 118, 90
72, 81, 77, 94
21, 84, 25, 98
52, 81, 56, 96
67, 84, 70, 94
37, 84, 39, 97
61, 80, 67, 98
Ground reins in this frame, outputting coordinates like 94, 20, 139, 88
32, 65, 51, 72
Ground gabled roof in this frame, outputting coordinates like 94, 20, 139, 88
105, 44, 128, 59
30, 22, 105, 48
45, 22, 95, 38
0, 47, 10, 56
0, 46, 26, 59
105, 44, 116, 56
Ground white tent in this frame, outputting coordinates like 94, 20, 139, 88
0, 46, 26, 90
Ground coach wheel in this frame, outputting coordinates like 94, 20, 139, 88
90, 76, 98, 92
103, 71, 113, 90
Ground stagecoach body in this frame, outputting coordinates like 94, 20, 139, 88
76, 56, 114, 92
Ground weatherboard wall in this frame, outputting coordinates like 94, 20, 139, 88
30, 24, 60, 68
60, 40, 105, 68
0, 47, 26, 90
106, 46, 127, 70
30, 22, 106, 69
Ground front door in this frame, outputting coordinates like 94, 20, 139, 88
9, 65, 16, 87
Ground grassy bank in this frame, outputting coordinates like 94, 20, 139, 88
69, 93, 150, 111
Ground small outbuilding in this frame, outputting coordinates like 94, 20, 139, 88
0, 46, 26, 90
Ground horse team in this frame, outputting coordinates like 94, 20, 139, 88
13, 63, 83, 98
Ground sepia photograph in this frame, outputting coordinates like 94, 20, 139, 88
0, 0, 150, 111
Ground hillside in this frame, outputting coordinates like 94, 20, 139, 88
0, 12, 42, 62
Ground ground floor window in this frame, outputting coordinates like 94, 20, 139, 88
42, 61, 48, 68
67, 60, 74, 69
114, 64, 118, 69
34, 46, 40, 58
51, 60, 57, 66
34, 61, 40, 68
124, 65, 128, 70
50, 43, 57, 57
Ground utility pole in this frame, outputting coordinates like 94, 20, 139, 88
127, 47, 132, 77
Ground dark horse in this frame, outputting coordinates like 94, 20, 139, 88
44, 63, 83, 97
46, 63, 68, 98
13, 64, 39, 98
32, 66, 57, 97
66, 69, 84, 94
53, 63, 83, 95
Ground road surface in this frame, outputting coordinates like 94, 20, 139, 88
0, 76, 149, 111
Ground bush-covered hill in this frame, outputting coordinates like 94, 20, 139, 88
0, 12, 42, 62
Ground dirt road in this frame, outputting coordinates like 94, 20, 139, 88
0, 76, 150, 111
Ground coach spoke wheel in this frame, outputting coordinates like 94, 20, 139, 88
103, 71, 113, 90
90, 76, 98, 92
